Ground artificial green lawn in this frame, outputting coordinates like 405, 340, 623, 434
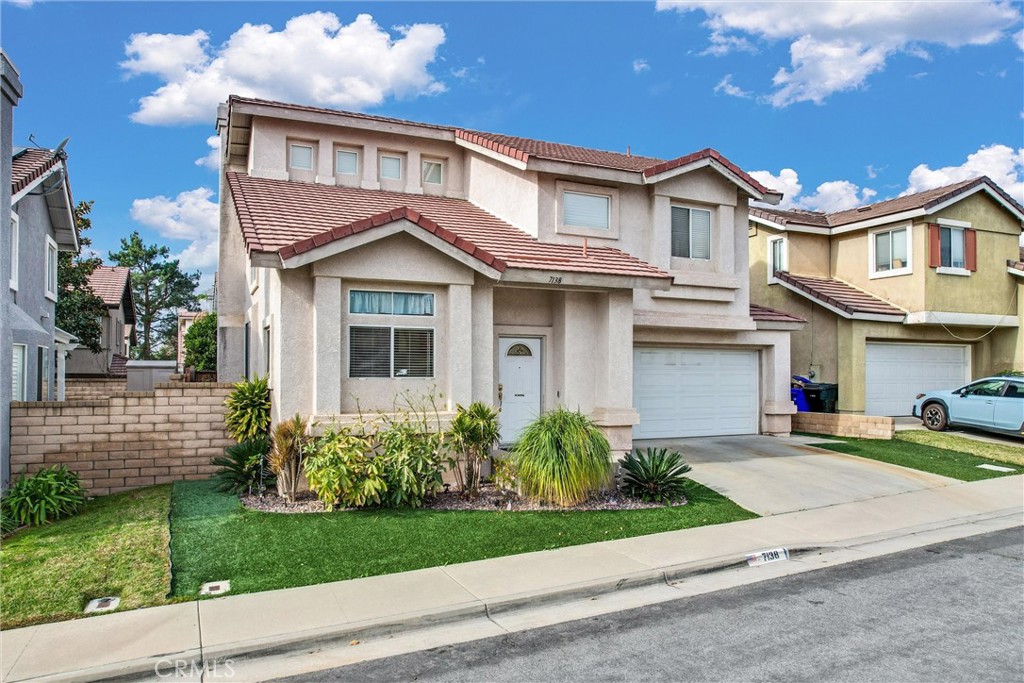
814, 434, 1021, 481
894, 431, 1024, 467
169, 478, 757, 597
1, 486, 173, 629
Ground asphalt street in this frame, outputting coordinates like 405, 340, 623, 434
274, 527, 1024, 683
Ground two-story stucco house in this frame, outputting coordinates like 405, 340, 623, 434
216, 96, 803, 451
65, 265, 135, 378
749, 177, 1024, 417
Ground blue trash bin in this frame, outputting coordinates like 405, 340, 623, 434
791, 387, 810, 412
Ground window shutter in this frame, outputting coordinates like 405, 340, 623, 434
671, 207, 690, 258
964, 229, 977, 271
12, 346, 24, 401
928, 223, 941, 268
563, 192, 610, 229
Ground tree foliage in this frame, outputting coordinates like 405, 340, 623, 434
109, 231, 200, 359
183, 312, 217, 372
55, 201, 106, 353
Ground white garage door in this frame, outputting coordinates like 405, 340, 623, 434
633, 348, 759, 439
865, 343, 969, 416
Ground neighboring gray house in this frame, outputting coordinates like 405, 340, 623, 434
217, 97, 804, 451
1, 51, 23, 488
66, 266, 135, 378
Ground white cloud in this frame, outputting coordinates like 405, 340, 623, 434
130, 187, 219, 272
903, 143, 1024, 203
713, 74, 751, 98
750, 168, 875, 212
194, 135, 220, 170
122, 12, 447, 125
1015, 29, 1024, 51
657, 1, 1021, 106
632, 58, 650, 74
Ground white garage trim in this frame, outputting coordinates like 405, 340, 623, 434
633, 347, 759, 439
864, 342, 970, 416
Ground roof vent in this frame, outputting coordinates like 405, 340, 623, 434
856, 206, 872, 212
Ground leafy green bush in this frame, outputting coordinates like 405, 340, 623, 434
303, 426, 381, 509
377, 422, 447, 507
619, 447, 692, 504
269, 415, 308, 503
1, 466, 87, 529
512, 408, 612, 507
447, 402, 500, 494
224, 375, 271, 442
183, 312, 217, 372
211, 436, 273, 494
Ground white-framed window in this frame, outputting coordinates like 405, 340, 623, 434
249, 264, 259, 292
12, 343, 26, 401
263, 325, 271, 376
870, 226, 910, 277
563, 191, 611, 230
422, 159, 443, 185
336, 149, 359, 176
671, 205, 712, 260
939, 226, 966, 269
349, 326, 434, 378
9, 211, 19, 291
767, 235, 788, 282
45, 236, 58, 300
349, 290, 434, 316
380, 154, 403, 181
289, 143, 314, 171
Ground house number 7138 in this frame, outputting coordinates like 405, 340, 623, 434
548, 276, 563, 284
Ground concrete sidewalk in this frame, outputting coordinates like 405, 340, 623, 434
3, 475, 1022, 683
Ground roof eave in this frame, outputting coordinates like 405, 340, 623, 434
500, 268, 672, 291
644, 157, 772, 201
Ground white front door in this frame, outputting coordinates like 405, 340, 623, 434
498, 337, 542, 444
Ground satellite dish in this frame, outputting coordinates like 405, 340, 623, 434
52, 137, 70, 159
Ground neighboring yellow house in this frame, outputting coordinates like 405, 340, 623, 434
749, 176, 1024, 416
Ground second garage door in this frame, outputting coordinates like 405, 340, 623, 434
865, 343, 970, 416
633, 348, 759, 439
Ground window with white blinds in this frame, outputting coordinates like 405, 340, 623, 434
563, 191, 610, 229
349, 326, 433, 378
671, 206, 712, 260
12, 344, 25, 401
336, 150, 359, 175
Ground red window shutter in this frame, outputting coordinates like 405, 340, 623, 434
928, 223, 941, 268
964, 228, 977, 271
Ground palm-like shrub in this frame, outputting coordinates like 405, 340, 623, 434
1, 466, 87, 529
224, 375, 271, 442
269, 415, 308, 502
513, 408, 612, 507
447, 402, 500, 495
619, 447, 692, 504
212, 436, 273, 494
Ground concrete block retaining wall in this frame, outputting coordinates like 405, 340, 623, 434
10, 383, 235, 495
792, 411, 895, 440
65, 378, 128, 400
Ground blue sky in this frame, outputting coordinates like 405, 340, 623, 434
3, 1, 1022, 288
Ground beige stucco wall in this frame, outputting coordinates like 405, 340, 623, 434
465, 153, 539, 236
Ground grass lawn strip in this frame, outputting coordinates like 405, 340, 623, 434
1, 485, 173, 629
814, 435, 1021, 481
894, 431, 1024, 467
169, 478, 757, 598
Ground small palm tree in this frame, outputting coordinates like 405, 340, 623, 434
268, 414, 308, 503
447, 402, 500, 495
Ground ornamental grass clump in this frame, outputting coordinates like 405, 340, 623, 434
269, 415, 309, 503
619, 447, 692, 505
513, 408, 612, 507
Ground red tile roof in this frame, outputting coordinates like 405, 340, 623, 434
228, 96, 776, 196
11, 147, 61, 196
87, 266, 131, 306
749, 303, 806, 324
774, 272, 905, 319
227, 173, 670, 281
1009, 247, 1024, 274
753, 177, 1024, 229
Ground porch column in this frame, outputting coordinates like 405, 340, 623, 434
471, 281, 494, 404
591, 290, 638, 455
55, 346, 69, 401
448, 284, 473, 409
314, 276, 342, 415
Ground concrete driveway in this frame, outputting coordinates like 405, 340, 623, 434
634, 435, 958, 516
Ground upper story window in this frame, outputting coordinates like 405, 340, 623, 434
422, 159, 443, 185
336, 149, 359, 176
671, 206, 711, 260
45, 236, 58, 301
767, 235, 787, 282
928, 222, 975, 274
939, 227, 965, 268
289, 143, 314, 171
563, 191, 610, 230
380, 154, 403, 181
349, 290, 434, 316
9, 212, 19, 291
871, 226, 910, 278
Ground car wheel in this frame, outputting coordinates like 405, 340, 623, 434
922, 403, 948, 431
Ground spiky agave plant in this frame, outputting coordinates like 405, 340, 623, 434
513, 408, 612, 507
619, 447, 692, 504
